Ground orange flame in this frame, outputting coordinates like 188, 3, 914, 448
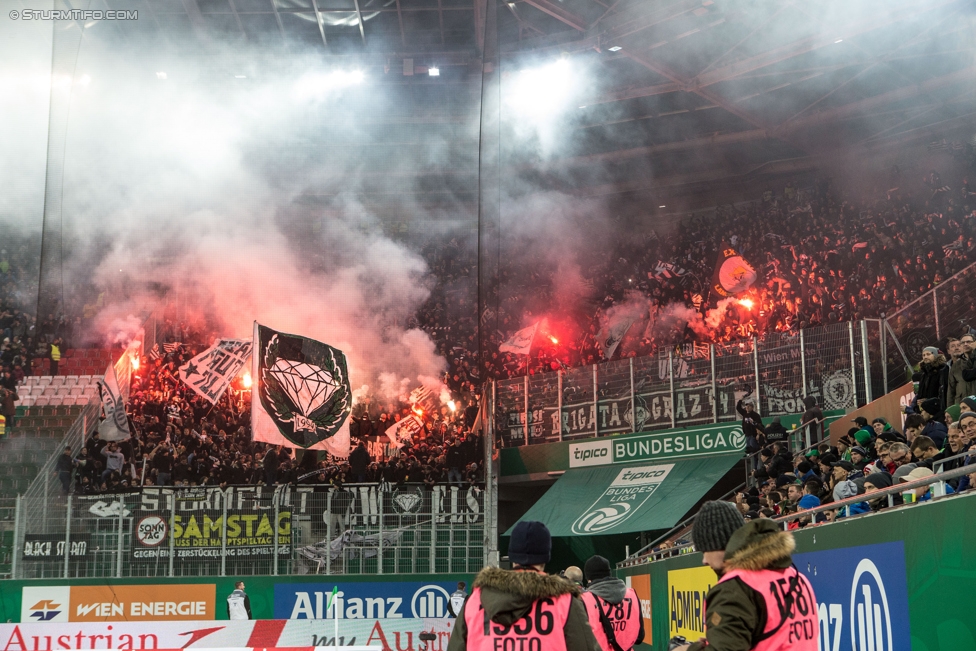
447, 400, 457, 412
738, 298, 755, 310
412, 406, 424, 417
242, 372, 252, 389
130, 355, 140, 370
548, 335, 559, 344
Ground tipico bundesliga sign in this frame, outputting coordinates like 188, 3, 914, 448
569, 423, 745, 468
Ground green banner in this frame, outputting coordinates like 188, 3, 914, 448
502, 422, 745, 479
618, 492, 976, 651
508, 453, 742, 537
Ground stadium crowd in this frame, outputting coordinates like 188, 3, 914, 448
448, 172, 976, 382
62, 344, 485, 494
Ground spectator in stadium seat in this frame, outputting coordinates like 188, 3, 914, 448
935, 425, 970, 474
912, 347, 949, 412
100, 443, 125, 482
862, 472, 894, 511
918, 399, 948, 448
763, 416, 788, 446
736, 391, 766, 453
349, 441, 370, 483
55, 447, 76, 493
850, 446, 869, 471
262, 446, 279, 485
899, 466, 954, 501
886, 443, 913, 475
872, 417, 901, 440
910, 436, 941, 467
946, 338, 971, 407
150, 442, 174, 486
799, 396, 823, 444
903, 414, 924, 443
957, 335, 976, 398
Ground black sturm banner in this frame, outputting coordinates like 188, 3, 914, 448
22, 534, 92, 562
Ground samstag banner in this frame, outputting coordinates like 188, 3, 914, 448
252, 322, 351, 457
179, 338, 252, 404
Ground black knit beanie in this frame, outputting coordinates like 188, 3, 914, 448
509, 521, 551, 566
583, 555, 612, 583
692, 501, 745, 552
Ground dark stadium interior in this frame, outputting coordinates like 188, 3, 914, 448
2, 4, 976, 642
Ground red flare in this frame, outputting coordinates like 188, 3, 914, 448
242, 372, 252, 389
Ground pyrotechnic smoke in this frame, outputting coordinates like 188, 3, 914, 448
1, 48, 465, 405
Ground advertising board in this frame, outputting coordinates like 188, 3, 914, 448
794, 541, 911, 651
21, 585, 217, 623
274, 581, 462, 620
0, 618, 455, 650
627, 574, 652, 641
568, 424, 744, 468
666, 566, 715, 641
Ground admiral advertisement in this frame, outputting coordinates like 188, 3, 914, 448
0, 618, 455, 650
794, 541, 911, 651
21, 585, 216, 623
666, 566, 716, 641
274, 581, 464, 620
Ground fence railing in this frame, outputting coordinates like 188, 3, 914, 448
493, 320, 875, 446
12, 483, 485, 579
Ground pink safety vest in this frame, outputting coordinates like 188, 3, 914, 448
581, 589, 641, 651
715, 567, 819, 651
464, 585, 572, 651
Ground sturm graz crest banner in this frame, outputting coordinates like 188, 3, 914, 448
251, 322, 351, 457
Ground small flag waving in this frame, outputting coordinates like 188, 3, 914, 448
596, 313, 635, 361
97, 362, 130, 441
179, 339, 253, 404
712, 245, 757, 298
148, 344, 162, 361
251, 322, 351, 457
385, 414, 424, 449
500, 321, 542, 356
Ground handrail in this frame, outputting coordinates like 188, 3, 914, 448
933, 448, 974, 471
619, 481, 745, 566
773, 462, 973, 526
742, 416, 830, 486
619, 462, 975, 568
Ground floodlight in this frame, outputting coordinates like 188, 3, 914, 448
505, 58, 575, 119
428, 66, 440, 77
608, 46, 622, 52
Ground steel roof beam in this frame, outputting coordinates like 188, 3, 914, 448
521, 0, 587, 32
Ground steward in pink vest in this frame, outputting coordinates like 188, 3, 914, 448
581, 555, 644, 651
447, 521, 600, 651
679, 503, 819, 651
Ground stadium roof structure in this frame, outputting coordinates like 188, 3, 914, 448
29, 0, 976, 209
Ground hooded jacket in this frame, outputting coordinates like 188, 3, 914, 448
687, 520, 805, 651
447, 567, 600, 651
584, 577, 645, 649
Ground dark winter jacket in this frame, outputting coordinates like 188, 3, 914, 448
947, 354, 973, 407
799, 396, 824, 444
687, 520, 804, 651
914, 356, 949, 411
447, 567, 600, 651
736, 399, 766, 448
584, 577, 645, 646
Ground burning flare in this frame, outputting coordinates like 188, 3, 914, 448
242, 372, 252, 389
737, 298, 755, 310
548, 335, 559, 344
130, 355, 140, 370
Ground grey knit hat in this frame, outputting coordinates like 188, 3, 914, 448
692, 501, 745, 552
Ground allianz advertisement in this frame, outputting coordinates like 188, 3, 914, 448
794, 541, 911, 651
569, 423, 745, 468
274, 581, 465, 620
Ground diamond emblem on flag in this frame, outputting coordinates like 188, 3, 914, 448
268, 360, 339, 416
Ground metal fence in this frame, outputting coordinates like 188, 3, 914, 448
885, 262, 976, 372
494, 321, 871, 446
11, 483, 485, 579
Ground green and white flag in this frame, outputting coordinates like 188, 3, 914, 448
251, 322, 351, 457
